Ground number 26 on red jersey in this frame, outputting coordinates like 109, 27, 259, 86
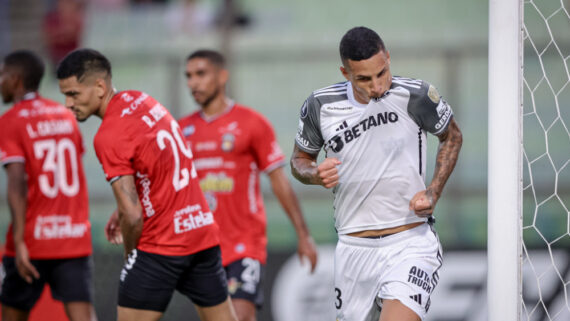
157, 120, 197, 192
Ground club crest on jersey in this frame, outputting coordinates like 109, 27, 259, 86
183, 125, 195, 137
221, 133, 235, 152
300, 100, 308, 119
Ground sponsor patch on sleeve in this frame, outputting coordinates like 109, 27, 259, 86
427, 85, 440, 104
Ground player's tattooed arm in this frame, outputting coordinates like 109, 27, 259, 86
429, 117, 463, 203
290, 145, 319, 185
410, 118, 462, 217
290, 145, 341, 189
111, 175, 143, 258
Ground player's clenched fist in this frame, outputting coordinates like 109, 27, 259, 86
409, 189, 438, 218
317, 158, 341, 188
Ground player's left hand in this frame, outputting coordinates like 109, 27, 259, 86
409, 189, 438, 218
297, 235, 318, 273
105, 209, 123, 245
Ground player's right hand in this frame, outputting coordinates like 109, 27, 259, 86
105, 209, 123, 245
317, 158, 341, 188
15, 243, 40, 284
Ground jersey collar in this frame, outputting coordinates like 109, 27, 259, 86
199, 99, 235, 123
21, 92, 39, 102
347, 83, 369, 109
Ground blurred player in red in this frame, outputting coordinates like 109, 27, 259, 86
179, 49, 318, 321
0, 50, 96, 321
56, 48, 238, 321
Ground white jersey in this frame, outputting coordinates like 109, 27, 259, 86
295, 77, 453, 234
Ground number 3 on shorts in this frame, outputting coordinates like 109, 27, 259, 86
335, 287, 342, 309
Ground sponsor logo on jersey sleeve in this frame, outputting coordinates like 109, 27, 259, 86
136, 172, 155, 217
434, 101, 452, 131
295, 132, 310, 148
267, 141, 284, 162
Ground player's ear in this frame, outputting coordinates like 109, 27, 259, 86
94, 77, 107, 99
219, 68, 229, 86
340, 66, 350, 81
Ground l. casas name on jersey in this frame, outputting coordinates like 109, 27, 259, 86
326, 111, 398, 153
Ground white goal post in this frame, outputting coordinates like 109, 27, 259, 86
488, 0, 523, 321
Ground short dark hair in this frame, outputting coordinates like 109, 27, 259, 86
339, 27, 386, 64
56, 48, 112, 81
3, 50, 45, 91
187, 49, 225, 68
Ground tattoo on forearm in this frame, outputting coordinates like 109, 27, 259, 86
431, 120, 462, 197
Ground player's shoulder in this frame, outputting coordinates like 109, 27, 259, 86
309, 81, 349, 106
391, 76, 441, 107
232, 103, 266, 120
391, 76, 441, 100
108, 90, 152, 118
0, 96, 67, 124
178, 110, 201, 125
230, 104, 276, 131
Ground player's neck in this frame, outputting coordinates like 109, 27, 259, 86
97, 87, 117, 119
201, 95, 231, 117
11, 87, 31, 104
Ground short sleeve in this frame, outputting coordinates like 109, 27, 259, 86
407, 81, 454, 135
94, 127, 136, 182
0, 114, 25, 165
250, 112, 285, 173
295, 95, 324, 154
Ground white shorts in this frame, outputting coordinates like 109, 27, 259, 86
334, 223, 443, 321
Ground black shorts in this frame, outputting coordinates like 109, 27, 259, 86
225, 257, 265, 308
118, 246, 228, 312
0, 255, 94, 311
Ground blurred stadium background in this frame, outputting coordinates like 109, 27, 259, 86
0, 0, 568, 320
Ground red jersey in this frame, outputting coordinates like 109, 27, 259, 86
0, 93, 92, 259
94, 90, 219, 256
178, 103, 285, 265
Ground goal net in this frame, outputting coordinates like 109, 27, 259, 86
521, 0, 570, 320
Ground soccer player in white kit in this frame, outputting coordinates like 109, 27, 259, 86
291, 27, 463, 321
